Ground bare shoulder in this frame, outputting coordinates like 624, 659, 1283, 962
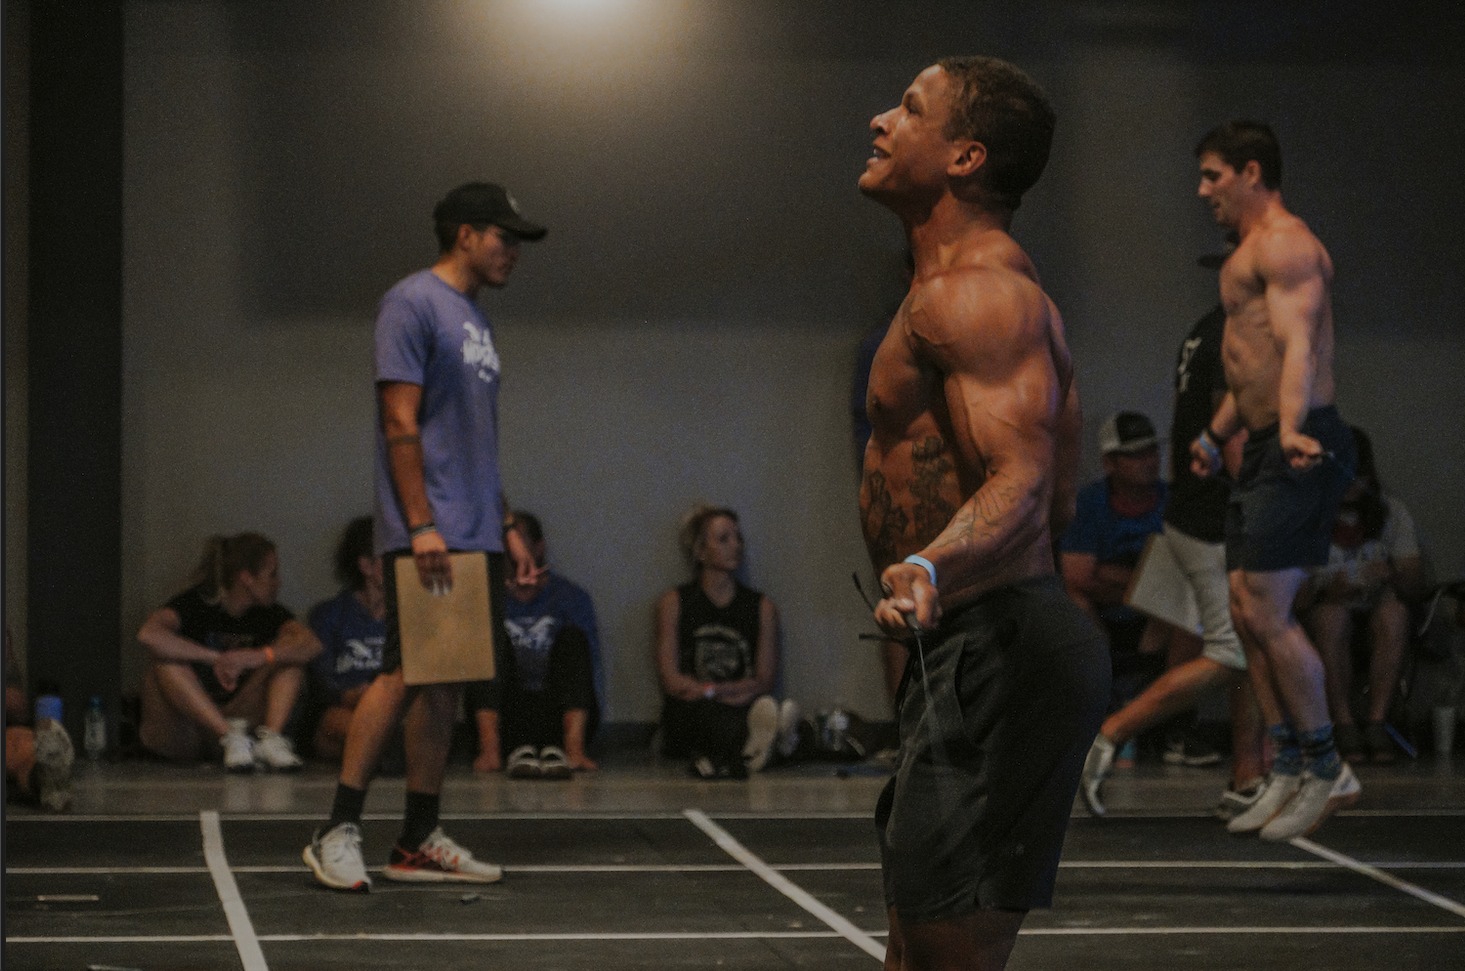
907, 259, 1054, 374
1253, 213, 1332, 285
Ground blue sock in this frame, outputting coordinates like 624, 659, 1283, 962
1269, 724, 1303, 776
1298, 725, 1342, 781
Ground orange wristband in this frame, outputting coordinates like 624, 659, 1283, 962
263, 646, 276, 665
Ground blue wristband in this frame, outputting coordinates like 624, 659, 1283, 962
903, 554, 937, 588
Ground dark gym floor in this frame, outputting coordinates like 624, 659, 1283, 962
5, 750, 1464, 970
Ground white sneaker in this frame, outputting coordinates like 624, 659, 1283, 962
538, 745, 572, 780
253, 727, 303, 772
1260, 763, 1361, 842
1079, 734, 1115, 817
506, 744, 541, 779
33, 720, 75, 812
743, 695, 779, 773
776, 699, 802, 758
304, 822, 372, 892
1226, 772, 1300, 834
220, 719, 254, 773
383, 827, 503, 884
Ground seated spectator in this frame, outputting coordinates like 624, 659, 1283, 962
654, 504, 797, 779
467, 511, 601, 779
1060, 412, 1169, 760
137, 532, 321, 772
5, 628, 74, 812
304, 516, 389, 762
1300, 427, 1429, 763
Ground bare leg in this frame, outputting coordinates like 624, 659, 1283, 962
1100, 657, 1238, 746
1232, 568, 1330, 732
472, 708, 501, 774
401, 683, 458, 794
313, 704, 355, 761
6, 725, 36, 797
338, 669, 410, 790
140, 662, 228, 760
1366, 591, 1409, 724
1228, 673, 1268, 785
1308, 600, 1356, 727
887, 906, 1026, 971
262, 663, 306, 733
563, 708, 598, 770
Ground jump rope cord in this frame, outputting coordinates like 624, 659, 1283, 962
853, 573, 955, 818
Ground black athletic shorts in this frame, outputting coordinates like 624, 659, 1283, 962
381, 549, 506, 676
876, 576, 1109, 919
1225, 406, 1356, 573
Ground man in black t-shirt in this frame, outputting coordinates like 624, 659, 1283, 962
1080, 258, 1268, 822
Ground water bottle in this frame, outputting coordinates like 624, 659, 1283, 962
34, 690, 63, 727
84, 696, 107, 760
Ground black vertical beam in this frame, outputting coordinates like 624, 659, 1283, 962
27, 2, 125, 738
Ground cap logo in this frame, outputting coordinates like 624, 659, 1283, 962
505, 191, 523, 216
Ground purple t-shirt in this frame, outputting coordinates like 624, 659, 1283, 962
373, 269, 506, 554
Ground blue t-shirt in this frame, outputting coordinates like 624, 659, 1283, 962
1060, 477, 1167, 624
307, 589, 386, 699
504, 573, 602, 700
373, 269, 506, 555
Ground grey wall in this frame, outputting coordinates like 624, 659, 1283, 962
97, 1, 1465, 724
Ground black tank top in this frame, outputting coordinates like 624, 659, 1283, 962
1166, 305, 1232, 543
676, 581, 763, 683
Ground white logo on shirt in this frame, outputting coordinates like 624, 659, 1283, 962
1177, 336, 1202, 394
462, 321, 500, 383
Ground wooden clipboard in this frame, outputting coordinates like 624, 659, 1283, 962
394, 551, 497, 686
1124, 533, 1202, 635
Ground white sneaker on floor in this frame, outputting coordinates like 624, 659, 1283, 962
220, 719, 254, 773
743, 695, 779, 773
1079, 735, 1115, 817
507, 744, 541, 779
253, 727, 303, 772
538, 745, 572, 780
383, 827, 503, 884
304, 821, 371, 892
1226, 772, 1300, 834
776, 699, 802, 758
1260, 763, 1361, 841
1215, 777, 1267, 822
33, 719, 75, 812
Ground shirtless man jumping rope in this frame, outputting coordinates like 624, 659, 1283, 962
859, 56, 1109, 971
1189, 120, 1360, 841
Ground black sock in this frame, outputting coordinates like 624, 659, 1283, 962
327, 783, 367, 831
398, 790, 440, 850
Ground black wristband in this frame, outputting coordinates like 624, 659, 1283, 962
1204, 425, 1231, 446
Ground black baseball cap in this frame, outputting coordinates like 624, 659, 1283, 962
1099, 411, 1159, 455
432, 182, 547, 241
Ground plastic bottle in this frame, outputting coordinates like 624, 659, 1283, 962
84, 696, 107, 760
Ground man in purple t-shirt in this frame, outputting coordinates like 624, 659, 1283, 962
305, 183, 543, 892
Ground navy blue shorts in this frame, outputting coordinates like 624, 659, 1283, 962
876, 576, 1109, 919
1225, 406, 1356, 573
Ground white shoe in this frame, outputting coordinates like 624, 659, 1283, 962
1260, 763, 1361, 841
743, 696, 779, 772
304, 822, 372, 892
776, 699, 802, 758
506, 744, 541, 779
253, 727, 303, 772
33, 720, 75, 812
1079, 735, 1115, 817
221, 719, 254, 773
383, 827, 503, 884
1226, 772, 1300, 834
538, 745, 572, 780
